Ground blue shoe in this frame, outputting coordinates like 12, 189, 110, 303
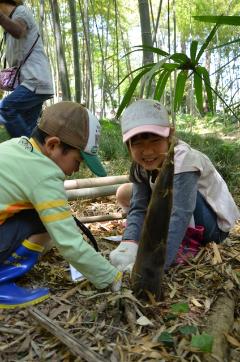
0, 282, 49, 309
0, 239, 43, 283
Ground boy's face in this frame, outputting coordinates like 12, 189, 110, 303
52, 148, 82, 176
43, 137, 82, 176
129, 133, 169, 171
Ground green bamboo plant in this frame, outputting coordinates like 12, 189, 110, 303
117, 16, 240, 119
117, 23, 219, 117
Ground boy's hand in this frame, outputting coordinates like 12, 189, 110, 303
109, 241, 138, 271
111, 271, 123, 292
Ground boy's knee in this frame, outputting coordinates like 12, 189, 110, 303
116, 183, 133, 212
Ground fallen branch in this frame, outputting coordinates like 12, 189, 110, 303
66, 184, 122, 201
64, 175, 129, 190
202, 294, 235, 362
79, 213, 124, 223
29, 307, 105, 362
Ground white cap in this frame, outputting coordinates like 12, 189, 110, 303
121, 99, 170, 143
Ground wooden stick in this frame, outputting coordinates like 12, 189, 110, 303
79, 213, 124, 223
66, 184, 122, 201
29, 307, 105, 362
64, 175, 129, 190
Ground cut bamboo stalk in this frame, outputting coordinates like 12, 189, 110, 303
64, 175, 129, 190
79, 213, 124, 223
66, 184, 122, 201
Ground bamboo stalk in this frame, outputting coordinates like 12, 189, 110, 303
64, 175, 129, 190
66, 184, 122, 201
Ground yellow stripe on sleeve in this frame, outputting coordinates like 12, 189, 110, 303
41, 210, 72, 223
35, 199, 68, 212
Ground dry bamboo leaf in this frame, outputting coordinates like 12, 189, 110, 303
211, 242, 222, 264
224, 333, 240, 347
168, 282, 178, 299
136, 316, 154, 326
191, 297, 202, 307
49, 305, 71, 320
204, 298, 212, 313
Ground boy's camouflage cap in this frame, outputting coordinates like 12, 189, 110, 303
38, 101, 107, 177
121, 99, 170, 143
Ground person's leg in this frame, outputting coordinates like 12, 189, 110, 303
0, 209, 48, 263
0, 210, 50, 308
175, 192, 228, 265
0, 85, 51, 137
116, 183, 133, 215
20, 94, 52, 136
194, 192, 228, 244
0, 209, 51, 283
0, 86, 30, 137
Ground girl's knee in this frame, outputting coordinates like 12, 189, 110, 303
116, 183, 133, 211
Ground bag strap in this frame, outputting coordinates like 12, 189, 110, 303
19, 33, 40, 67
73, 216, 100, 252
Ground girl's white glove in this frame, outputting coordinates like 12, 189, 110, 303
109, 241, 138, 272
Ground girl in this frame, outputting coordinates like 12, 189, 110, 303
110, 99, 239, 271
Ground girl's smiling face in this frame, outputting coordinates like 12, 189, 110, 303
129, 133, 169, 170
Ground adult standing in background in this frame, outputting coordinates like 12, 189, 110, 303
0, 0, 54, 137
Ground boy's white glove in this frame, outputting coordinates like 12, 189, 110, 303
109, 241, 138, 272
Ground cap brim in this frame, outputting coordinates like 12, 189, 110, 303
80, 152, 107, 177
123, 125, 170, 143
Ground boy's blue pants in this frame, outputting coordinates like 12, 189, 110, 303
0, 210, 46, 263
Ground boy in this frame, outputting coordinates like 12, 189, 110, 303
0, 101, 121, 308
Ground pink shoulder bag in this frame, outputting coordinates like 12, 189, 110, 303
0, 34, 39, 92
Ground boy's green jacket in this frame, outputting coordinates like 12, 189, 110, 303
0, 137, 118, 289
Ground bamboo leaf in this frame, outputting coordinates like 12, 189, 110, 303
116, 67, 154, 118
195, 24, 219, 63
194, 67, 204, 113
191, 333, 214, 353
144, 69, 162, 98
174, 70, 188, 112
193, 15, 240, 26
197, 66, 214, 112
162, 63, 180, 71
158, 332, 174, 346
170, 53, 190, 64
132, 44, 169, 57
178, 325, 198, 336
210, 38, 240, 50
141, 56, 171, 97
170, 302, 190, 314
154, 70, 171, 101
190, 41, 198, 63
141, 56, 171, 88
117, 63, 155, 87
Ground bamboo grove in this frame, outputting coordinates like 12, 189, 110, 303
5, 0, 240, 119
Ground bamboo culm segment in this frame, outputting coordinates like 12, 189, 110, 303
131, 140, 175, 301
